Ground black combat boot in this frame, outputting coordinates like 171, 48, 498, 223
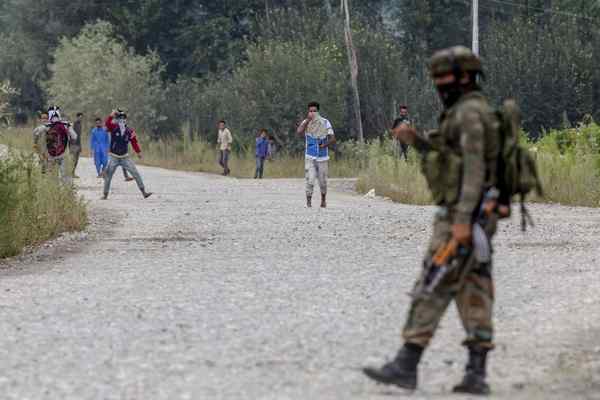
363, 343, 424, 390
453, 346, 491, 395
306, 195, 312, 208
320, 193, 327, 208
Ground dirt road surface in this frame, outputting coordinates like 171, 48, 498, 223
1, 158, 599, 399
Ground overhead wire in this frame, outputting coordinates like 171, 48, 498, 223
480, 0, 597, 22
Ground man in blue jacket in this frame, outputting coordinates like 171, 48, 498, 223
255, 128, 269, 179
297, 101, 336, 208
90, 117, 110, 177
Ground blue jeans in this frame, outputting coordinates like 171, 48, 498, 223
103, 156, 145, 196
255, 156, 266, 178
219, 150, 230, 175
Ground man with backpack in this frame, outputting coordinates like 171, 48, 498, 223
363, 46, 507, 395
33, 106, 77, 182
102, 109, 152, 200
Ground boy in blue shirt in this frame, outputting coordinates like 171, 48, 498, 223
255, 128, 269, 179
90, 117, 110, 177
296, 101, 336, 208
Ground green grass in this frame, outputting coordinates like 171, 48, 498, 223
139, 137, 362, 179
5, 122, 600, 212
355, 123, 600, 208
0, 147, 87, 258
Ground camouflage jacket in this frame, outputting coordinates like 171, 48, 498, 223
416, 92, 499, 225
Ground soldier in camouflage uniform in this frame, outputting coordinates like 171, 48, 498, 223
363, 46, 500, 395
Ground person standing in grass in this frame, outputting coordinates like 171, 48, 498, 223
255, 128, 269, 179
297, 101, 336, 208
395, 105, 411, 161
70, 112, 83, 178
32, 111, 49, 173
102, 109, 152, 200
89, 117, 110, 178
217, 120, 233, 176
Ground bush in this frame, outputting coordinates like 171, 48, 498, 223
0, 151, 87, 258
193, 39, 346, 153
45, 21, 177, 137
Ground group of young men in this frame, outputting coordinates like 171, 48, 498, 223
33, 107, 152, 200
215, 121, 274, 180
29, 44, 516, 395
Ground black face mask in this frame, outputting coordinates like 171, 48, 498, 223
436, 83, 464, 108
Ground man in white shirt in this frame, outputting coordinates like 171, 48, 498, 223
297, 101, 336, 208
217, 120, 233, 176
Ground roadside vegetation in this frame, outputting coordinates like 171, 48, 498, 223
6, 122, 600, 210
0, 144, 87, 258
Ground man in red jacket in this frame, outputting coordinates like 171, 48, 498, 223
102, 109, 152, 200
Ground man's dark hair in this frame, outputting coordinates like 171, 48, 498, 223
218, 119, 226, 124
77, 112, 84, 117
392, 118, 405, 129
307, 101, 320, 110
259, 128, 268, 134
399, 105, 408, 111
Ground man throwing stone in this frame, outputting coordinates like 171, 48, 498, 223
102, 109, 152, 200
363, 46, 500, 395
297, 101, 336, 208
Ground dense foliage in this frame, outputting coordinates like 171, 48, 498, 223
1, 0, 599, 146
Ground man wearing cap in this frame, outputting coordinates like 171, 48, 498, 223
102, 110, 152, 199
363, 46, 500, 395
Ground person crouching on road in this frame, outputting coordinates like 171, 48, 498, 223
255, 128, 269, 179
102, 109, 152, 200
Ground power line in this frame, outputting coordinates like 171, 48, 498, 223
481, 0, 596, 21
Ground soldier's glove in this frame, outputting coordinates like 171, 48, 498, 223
451, 223, 472, 247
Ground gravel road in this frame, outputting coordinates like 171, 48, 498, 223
1, 158, 600, 400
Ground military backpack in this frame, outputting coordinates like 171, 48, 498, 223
495, 99, 543, 230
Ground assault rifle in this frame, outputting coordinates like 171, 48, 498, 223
412, 189, 498, 298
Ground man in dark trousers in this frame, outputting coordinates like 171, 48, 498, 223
394, 105, 411, 161
254, 128, 269, 179
70, 112, 83, 178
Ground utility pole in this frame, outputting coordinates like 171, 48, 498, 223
342, 0, 364, 143
472, 0, 479, 55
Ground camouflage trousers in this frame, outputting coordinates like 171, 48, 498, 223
402, 210, 497, 349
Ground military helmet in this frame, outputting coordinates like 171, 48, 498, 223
429, 46, 482, 78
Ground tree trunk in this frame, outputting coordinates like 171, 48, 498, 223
342, 0, 364, 143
